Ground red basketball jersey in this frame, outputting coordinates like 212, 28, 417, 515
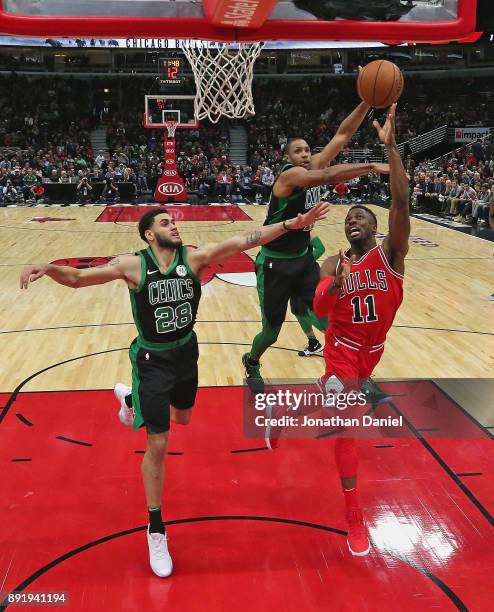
327, 245, 403, 350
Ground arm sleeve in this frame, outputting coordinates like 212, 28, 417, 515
313, 276, 339, 318
310, 236, 326, 260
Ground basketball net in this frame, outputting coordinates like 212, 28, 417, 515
164, 120, 178, 139
182, 42, 264, 124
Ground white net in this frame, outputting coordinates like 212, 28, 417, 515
164, 120, 178, 138
182, 42, 264, 124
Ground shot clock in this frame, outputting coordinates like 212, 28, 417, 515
159, 57, 184, 86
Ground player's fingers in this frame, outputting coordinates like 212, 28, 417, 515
350, 254, 357, 263
372, 120, 381, 132
317, 202, 330, 216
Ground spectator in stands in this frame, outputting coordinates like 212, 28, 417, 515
95, 150, 106, 168
452, 182, 477, 221
423, 175, 437, 211
261, 166, 275, 203
92, 167, 105, 183
252, 169, 264, 204
137, 166, 149, 194
30, 179, 45, 205
22, 168, 38, 201
241, 170, 254, 204
443, 179, 462, 215
470, 183, 492, 225
472, 139, 484, 163
439, 179, 452, 214
332, 181, 350, 203
429, 175, 446, 213
216, 169, 233, 202
230, 175, 245, 205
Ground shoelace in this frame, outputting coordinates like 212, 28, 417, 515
151, 534, 168, 560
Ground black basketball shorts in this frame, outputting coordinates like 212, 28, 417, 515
129, 331, 199, 434
256, 251, 320, 327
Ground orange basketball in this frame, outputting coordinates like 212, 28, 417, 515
357, 60, 404, 109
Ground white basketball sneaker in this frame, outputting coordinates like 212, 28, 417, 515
114, 383, 133, 427
147, 527, 173, 578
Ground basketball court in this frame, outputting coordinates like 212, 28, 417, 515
1, 1, 494, 610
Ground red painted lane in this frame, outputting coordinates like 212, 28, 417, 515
95, 205, 252, 223
1, 386, 493, 610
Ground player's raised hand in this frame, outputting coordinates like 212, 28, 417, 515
334, 250, 356, 289
285, 202, 330, 230
20, 264, 48, 289
373, 103, 397, 146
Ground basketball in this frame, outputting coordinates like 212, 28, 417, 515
357, 60, 404, 109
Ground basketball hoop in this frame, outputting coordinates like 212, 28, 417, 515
182, 42, 264, 124
164, 120, 178, 139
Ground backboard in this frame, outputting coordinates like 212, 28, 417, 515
0, 1, 480, 43
144, 95, 198, 130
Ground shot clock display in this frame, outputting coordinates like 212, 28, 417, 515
159, 57, 184, 86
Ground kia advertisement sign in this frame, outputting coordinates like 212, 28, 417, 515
157, 183, 184, 196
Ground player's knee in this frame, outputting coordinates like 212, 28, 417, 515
146, 431, 168, 457
263, 323, 282, 344
171, 407, 193, 426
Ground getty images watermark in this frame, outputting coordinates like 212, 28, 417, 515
243, 378, 405, 440
243, 379, 494, 440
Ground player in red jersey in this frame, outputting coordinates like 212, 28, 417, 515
313, 104, 409, 556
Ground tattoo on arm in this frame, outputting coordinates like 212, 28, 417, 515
96, 257, 120, 269
245, 231, 262, 247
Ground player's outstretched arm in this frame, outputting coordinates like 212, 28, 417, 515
20, 255, 140, 290
373, 104, 410, 276
274, 162, 389, 198
188, 202, 330, 269
311, 102, 370, 170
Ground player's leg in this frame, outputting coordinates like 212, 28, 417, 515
291, 253, 328, 338
142, 428, 174, 578
128, 341, 178, 577
243, 253, 291, 393
322, 341, 370, 556
290, 295, 323, 356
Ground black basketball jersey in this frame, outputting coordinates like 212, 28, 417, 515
263, 162, 321, 255
129, 246, 201, 348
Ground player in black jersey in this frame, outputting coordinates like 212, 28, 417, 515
243, 102, 390, 392
20, 203, 329, 578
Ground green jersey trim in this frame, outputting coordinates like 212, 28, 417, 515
260, 246, 309, 259
135, 330, 193, 352
129, 291, 144, 337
